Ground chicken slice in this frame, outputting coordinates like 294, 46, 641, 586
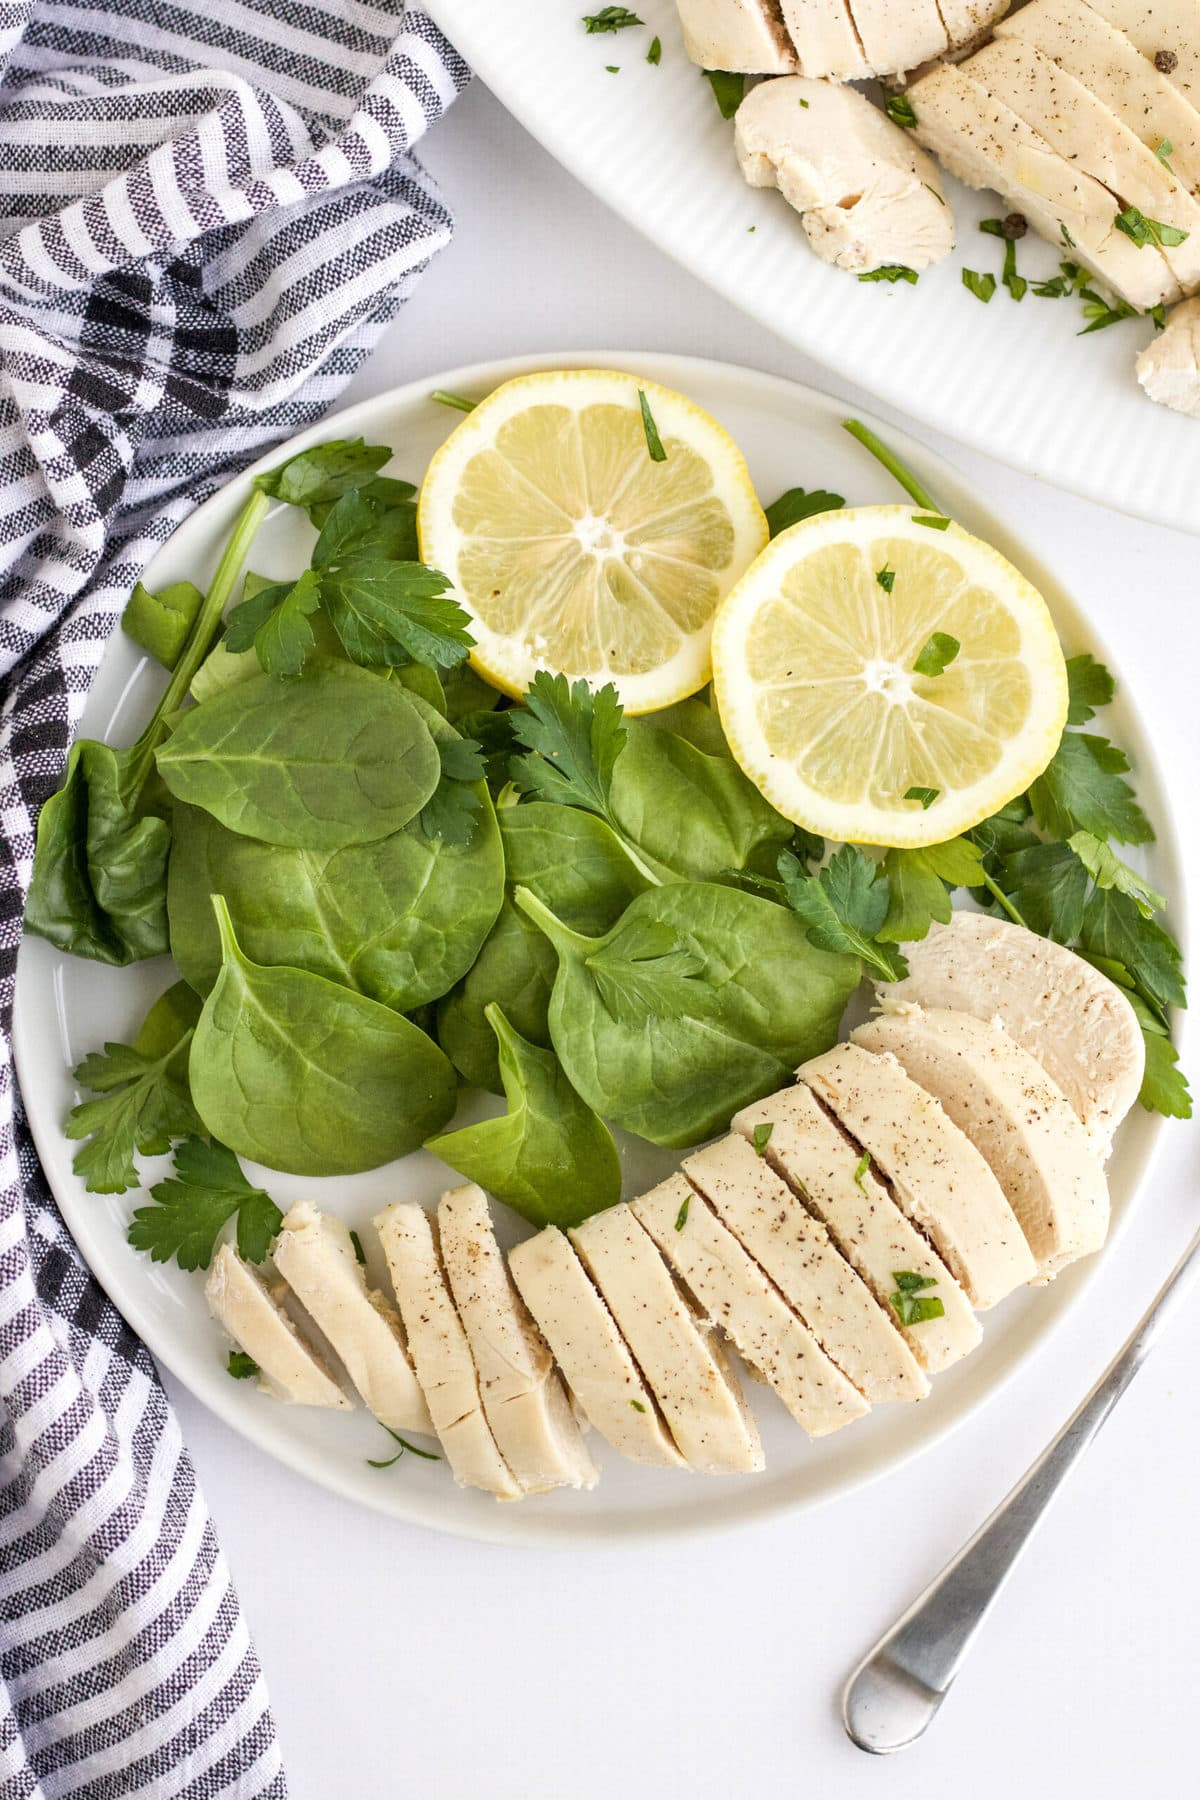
205, 1244, 353, 1408
938, 2, 1014, 55
997, 0, 1200, 193
634, 1170, 871, 1433
908, 60, 1184, 308
853, 1008, 1111, 1280
375, 1204, 519, 1499
1139, 292, 1200, 410
508, 1227, 688, 1470
733, 1086, 980, 1372
682, 1136, 929, 1403
570, 1208, 764, 1474
879, 910, 1145, 1157
850, 0, 948, 75
272, 1201, 433, 1435
800, 1042, 1036, 1306
966, 39, 1200, 290
675, 0, 799, 72
778, 2, 871, 79
437, 1185, 597, 1494
1085, 0, 1200, 110
735, 76, 954, 272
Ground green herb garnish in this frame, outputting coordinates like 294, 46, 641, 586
127, 1137, 283, 1272
674, 1193, 691, 1231
703, 69, 744, 119
752, 1121, 774, 1156
647, 34, 661, 63
885, 93, 917, 128
582, 6, 642, 30
638, 387, 667, 461
858, 264, 919, 285
227, 1351, 259, 1380
913, 632, 960, 677
853, 1151, 871, 1189
1114, 204, 1189, 248
350, 1229, 367, 1266
368, 1426, 441, 1468
764, 487, 845, 536
876, 565, 895, 593
904, 787, 940, 811
430, 389, 476, 412
962, 268, 996, 303
888, 1271, 945, 1326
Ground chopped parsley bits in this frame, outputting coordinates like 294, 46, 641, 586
646, 34, 661, 63
905, 786, 940, 810
876, 565, 895, 594
349, 1228, 366, 1266
629, 1399, 647, 1412
227, 1351, 259, 1380
858, 264, 919, 285
1114, 205, 1189, 249
913, 631, 960, 677
752, 1121, 774, 1156
888, 1271, 945, 1326
431, 389, 476, 413
703, 68, 744, 119
674, 1193, 691, 1231
913, 513, 951, 530
853, 1151, 871, 1189
582, 7, 642, 31
1155, 138, 1175, 172
884, 93, 917, 128
638, 388, 667, 462
962, 267, 996, 303
367, 1426, 441, 1469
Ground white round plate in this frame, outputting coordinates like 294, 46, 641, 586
430, 0, 1200, 536
14, 353, 1179, 1546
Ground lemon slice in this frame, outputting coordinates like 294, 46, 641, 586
712, 505, 1068, 847
417, 370, 768, 712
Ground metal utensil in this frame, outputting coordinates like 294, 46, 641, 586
843, 1222, 1200, 1755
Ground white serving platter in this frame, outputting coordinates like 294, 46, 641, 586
430, 0, 1200, 534
13, 352, 1179, 1545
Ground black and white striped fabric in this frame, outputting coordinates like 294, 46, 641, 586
0, 4, 469, 1792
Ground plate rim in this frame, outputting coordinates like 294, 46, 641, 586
428, 0, 1200, 537
14, 348, 1183, 1547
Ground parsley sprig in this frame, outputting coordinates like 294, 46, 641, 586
127, 1138, 283, 1271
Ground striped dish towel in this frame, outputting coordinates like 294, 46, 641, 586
0, 3, 469, 1793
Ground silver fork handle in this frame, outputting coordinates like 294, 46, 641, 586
843, 1222, 1200, 1755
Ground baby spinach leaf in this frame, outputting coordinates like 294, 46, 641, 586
188, 898, 457, 1175
123, 579, 205, 670
127, 1137, 282, 1270
516, 880, 858, 1147
436, 802, 650, 1091
156, 665, 442, 850
66, 982, 203, 1193
167, 779, 504, 1014
426, 1005, 622, 1228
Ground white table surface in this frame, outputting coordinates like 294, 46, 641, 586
164, 81, 1200, 1799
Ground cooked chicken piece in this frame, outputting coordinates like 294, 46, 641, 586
733, 1086, 981, 1372
735, 76, 954, 272
851, 0, 948, 75
997, 0, 1200, 194
800, 1042, 1036, 1306
508, 1227, 688, 1469
853, 1008, 1111, 1280
939, 1, 1014, 55
633, 1171, 870, 1433
675, 0, 798, 72
570, 1208, 764, 1474
1138, 294, 1200, 413
437, 1185, 597, 1494
272, 1201, 433, 1435
375, 1204, 519, 1499
682, 1135, 929, 1403
879, 910, 1144, 1157
966, 39, 1200, 290
908, 60, 1184, 308
205, 1244, 353, 1408
777, 2, 871, 79
1085, 0, 1200, 109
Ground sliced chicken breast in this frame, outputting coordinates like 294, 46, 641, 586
733, 1086, 980, 1372
1085, 0, 1200, 109
851, 0, 948, 75
966, 39, 1200, 290
997, 0, 1200, 194
800, 1042, 1037, 1306
938, 2, 1014, 55
778, 1, 871, 79
682, 1135, 929, 1403
437, 1185, 597, 1494
853, 1007, 1111, 1280
675, 0, 798, 72
272, 1201, 433, 1435
375, 1204, 519, 1499
570, 1208, 764, 1475
1138, 293, 1200, 412
735, 76, 954, 271
205, 1244, 353, 1408
879, 910, 1145, 1156
508, 1227, 688, 1470
908, 60, 1184, 307
634, 1171, 871, 1433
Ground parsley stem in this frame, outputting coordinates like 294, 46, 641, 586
980, 868, 1028, 928
842, 419, 943, 515
431, 389, 477, 413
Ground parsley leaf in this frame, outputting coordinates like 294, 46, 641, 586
1080, 888, 1185, 1015
647, 35, 661, 63
1028, 731, 1154, 845
764, 488, 845, 536
1155, 138, 1175, 172
674, 1193, 690, 1231
638, 388, 667, 462
884, 93, 917, 128
311, 487, 418, 566
778, 845, 907, 980
1001, 841, 1089, 941
227, 1351, 259, 1380
253, 569, 322, 678
367, 1425, 441, 1468
1114, 205, 1189, 248
853, 1151, 871, 1189
1067, 830, 1165, 919
878, 837, 986, 943
418, 736, 486, 846
1139, 1030, 1192, 1118
962, 268, 996, 303
1066, 653, 1115, 725
752, 1121, 774, 1156
905, 786, 939, 809
254, 439, 391, 511
127, 1138, 283, 1272
877, 565, 895, 592
703, 69, 744, 119
913, 632, 960, 677
321, 559, 472, 670
510, 672, 627, 818
66, 983, 203, 1194
858, 264, 919, 285
888, 1269, 945, 1325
